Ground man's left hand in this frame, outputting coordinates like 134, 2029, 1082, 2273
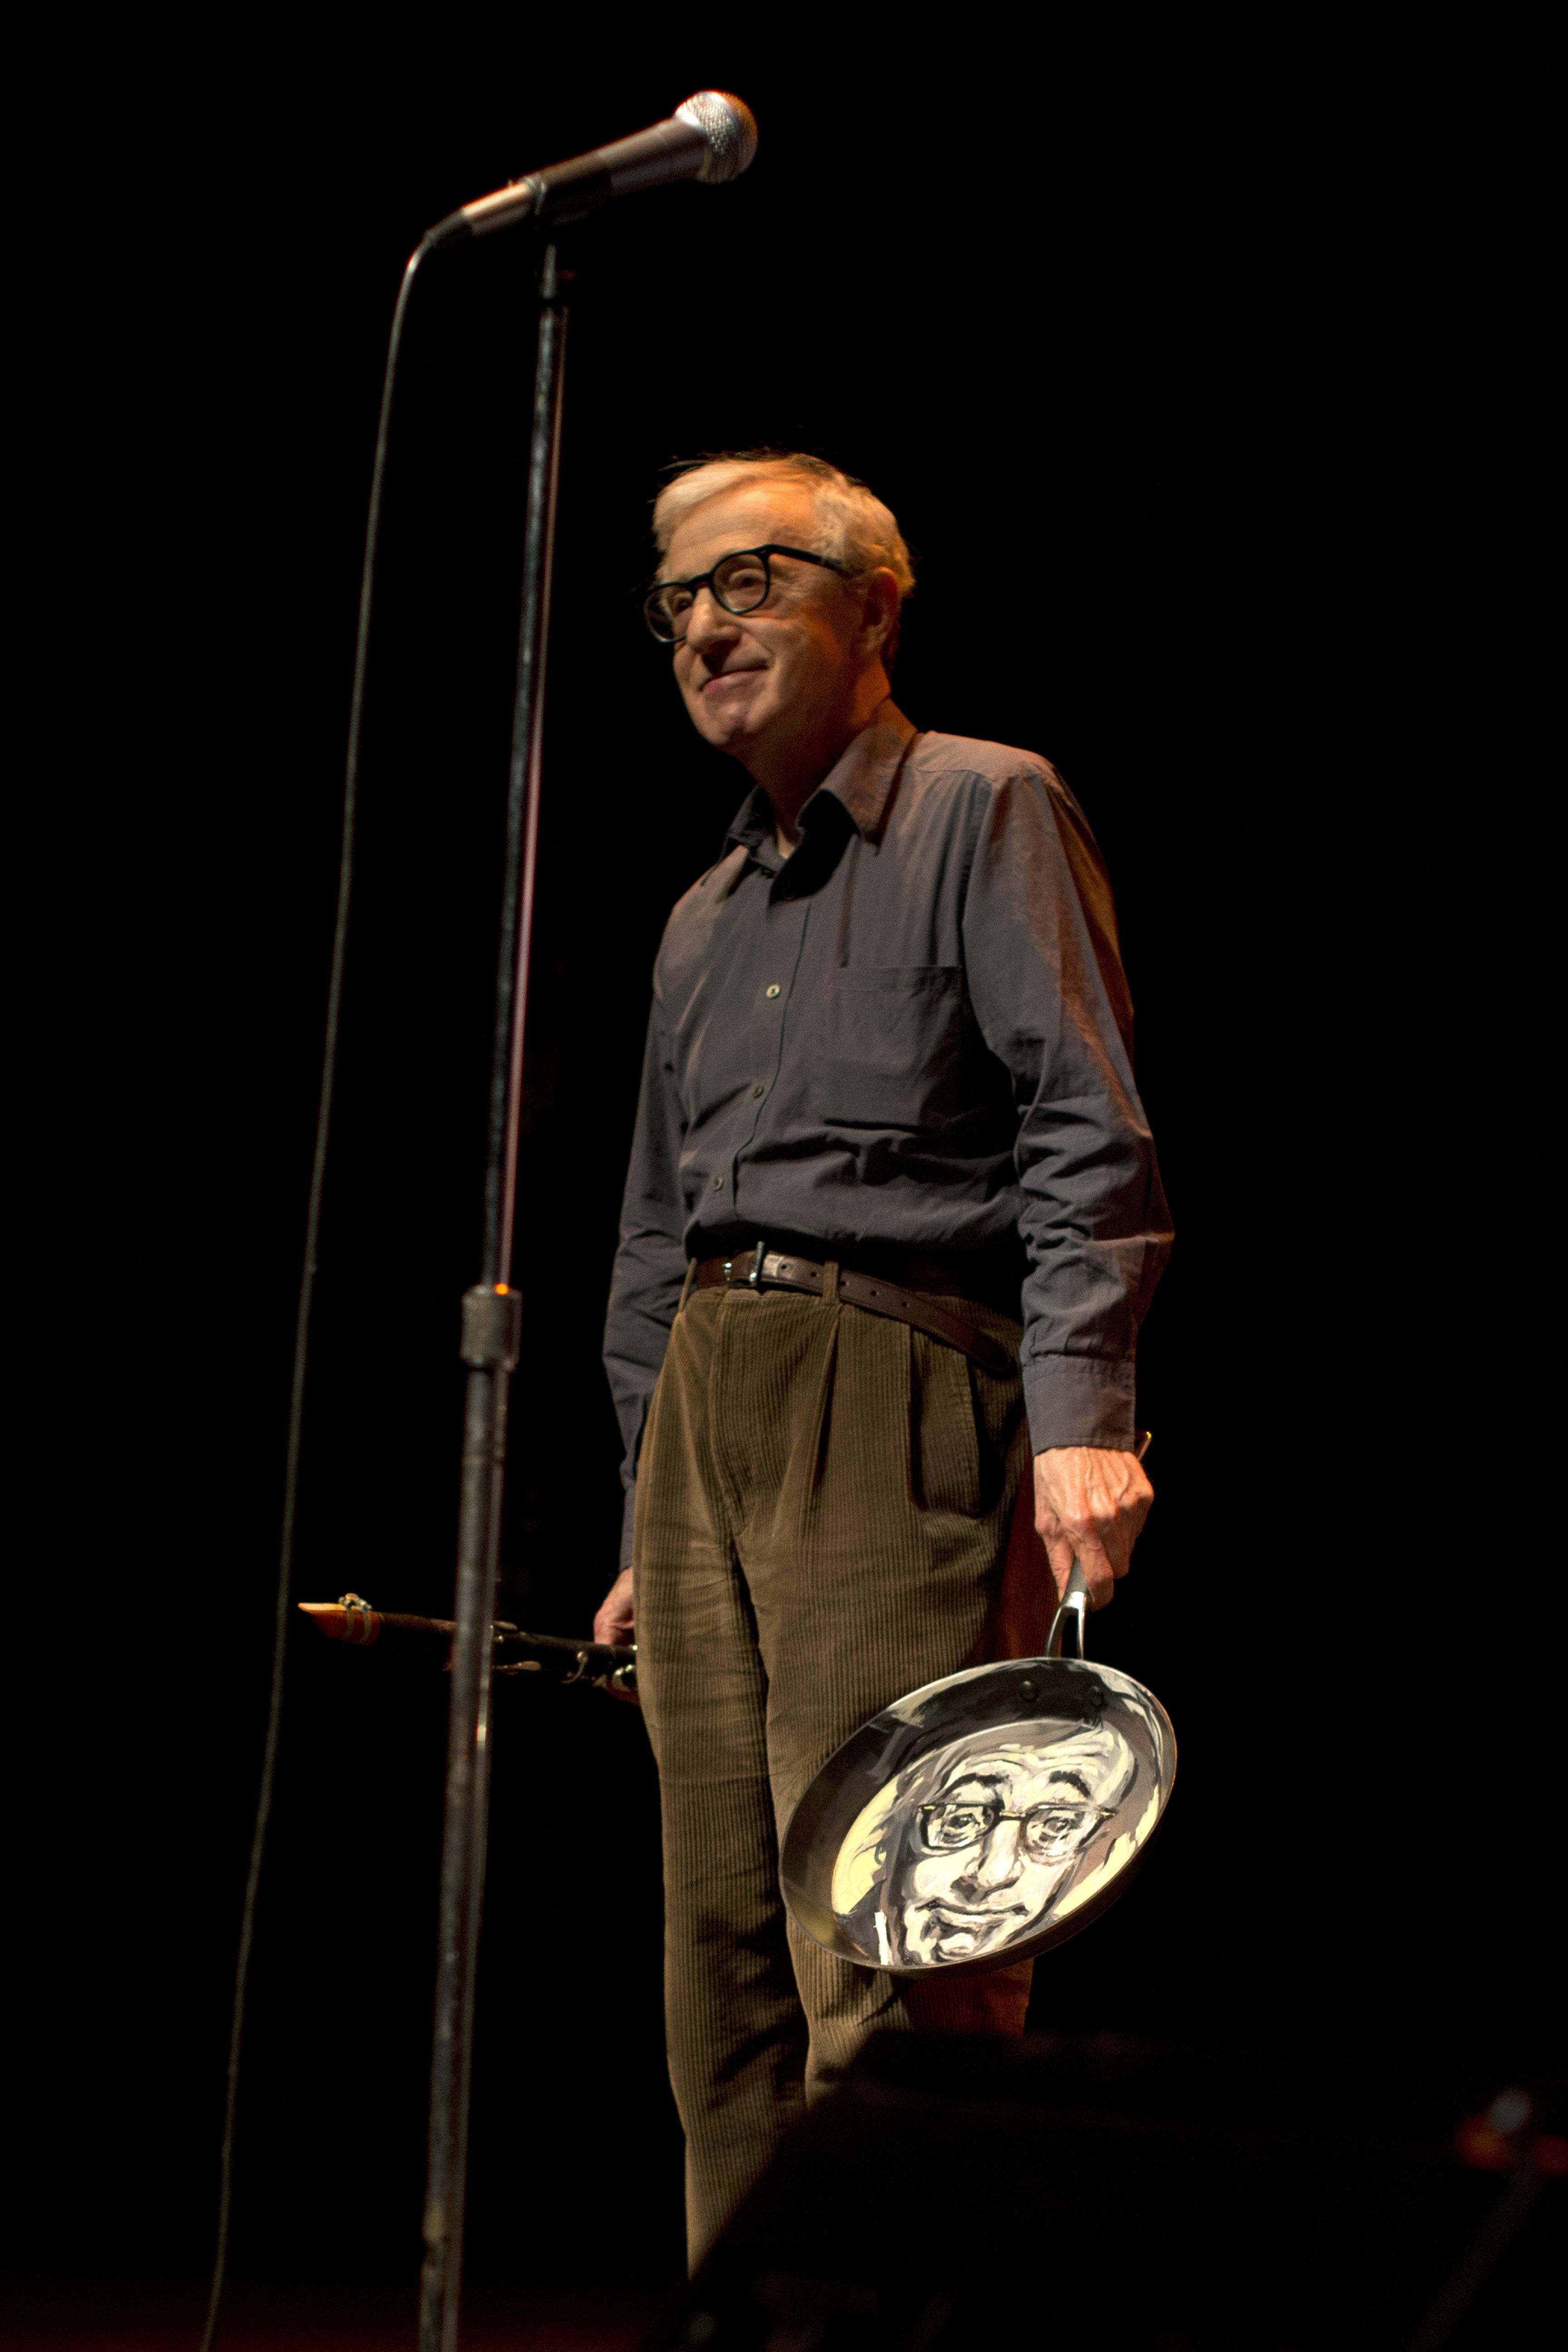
1033, 1446, 1153, 1611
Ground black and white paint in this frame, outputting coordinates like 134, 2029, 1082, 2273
832, 1688, 1166, 1968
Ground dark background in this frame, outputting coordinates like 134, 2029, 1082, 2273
15, 20, 1553, 2323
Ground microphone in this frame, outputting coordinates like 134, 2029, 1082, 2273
429, 92, 758, 244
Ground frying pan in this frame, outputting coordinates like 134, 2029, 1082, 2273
779, 1560, 1176, 1975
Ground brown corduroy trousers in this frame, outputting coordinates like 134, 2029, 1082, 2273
634, 1267, 1053, 2262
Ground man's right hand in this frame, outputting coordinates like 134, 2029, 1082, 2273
593, 1566, 635, 1649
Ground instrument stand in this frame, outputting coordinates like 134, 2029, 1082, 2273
418, 236, 569, 2352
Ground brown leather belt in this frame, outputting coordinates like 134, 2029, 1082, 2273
691, 1245, 1015, 1378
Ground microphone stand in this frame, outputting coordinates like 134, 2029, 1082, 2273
418, 235, 568, 2352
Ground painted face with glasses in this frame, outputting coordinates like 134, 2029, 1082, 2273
652, 481, 900, 806
886, 1726, 1138, 1965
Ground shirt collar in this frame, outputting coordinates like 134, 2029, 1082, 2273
723, 700, 918, 858
724, 786, 778, 862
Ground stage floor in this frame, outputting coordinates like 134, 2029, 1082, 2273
0, 2277, 671, 2350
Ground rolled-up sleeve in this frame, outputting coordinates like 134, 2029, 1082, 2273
603, 990, 689, 1565
961, 765, 1173, 1453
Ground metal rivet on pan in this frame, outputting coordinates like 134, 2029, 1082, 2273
1019, 1679, 1036, 1699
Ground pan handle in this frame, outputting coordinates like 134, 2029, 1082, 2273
1045, 1560, 1090, 1660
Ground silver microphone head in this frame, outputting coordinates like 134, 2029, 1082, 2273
674, 91, 760, 185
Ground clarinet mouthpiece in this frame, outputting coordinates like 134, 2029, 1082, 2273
298, 1596, 382, 1645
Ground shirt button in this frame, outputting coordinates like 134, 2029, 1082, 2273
764, 983, 781, 998
711, 1173, 725, 1190
752, 1084, 765, 1099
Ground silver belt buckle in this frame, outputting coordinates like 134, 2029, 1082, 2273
746, 1240, 770, 1289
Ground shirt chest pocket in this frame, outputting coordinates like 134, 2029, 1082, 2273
815, 965, 969, 1130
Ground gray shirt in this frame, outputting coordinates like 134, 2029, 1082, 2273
604, 702, 1172, 1562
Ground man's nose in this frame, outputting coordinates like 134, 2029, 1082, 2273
960, 1819, 1026, 1893
684, 587, 740, 664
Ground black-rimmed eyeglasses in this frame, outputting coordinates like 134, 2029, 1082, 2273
916, 1797, 1115, 1860
643, 544, 850, 642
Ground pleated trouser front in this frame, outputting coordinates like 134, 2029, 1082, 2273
633, 1268, 1052, 2264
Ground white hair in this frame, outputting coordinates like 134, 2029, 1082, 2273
652, 451, 915, 595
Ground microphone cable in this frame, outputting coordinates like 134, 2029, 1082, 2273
197, 230, 436, 2352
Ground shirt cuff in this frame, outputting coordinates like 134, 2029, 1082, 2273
1022, 1354, 1137, 1454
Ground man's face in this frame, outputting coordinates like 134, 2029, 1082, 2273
892, 1736, 1132, 1965
662, 481, 882, 770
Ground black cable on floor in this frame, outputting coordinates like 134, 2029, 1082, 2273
198, 234, 435, 2352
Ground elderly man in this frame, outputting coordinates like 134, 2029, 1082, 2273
594, 451, 1171, 2259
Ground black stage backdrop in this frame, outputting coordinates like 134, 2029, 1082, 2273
19, 28, 1554, 2308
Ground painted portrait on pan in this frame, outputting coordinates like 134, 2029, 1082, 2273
830, 1690, 1166, 1970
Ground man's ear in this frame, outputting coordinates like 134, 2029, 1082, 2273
859, 567, 902, 658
